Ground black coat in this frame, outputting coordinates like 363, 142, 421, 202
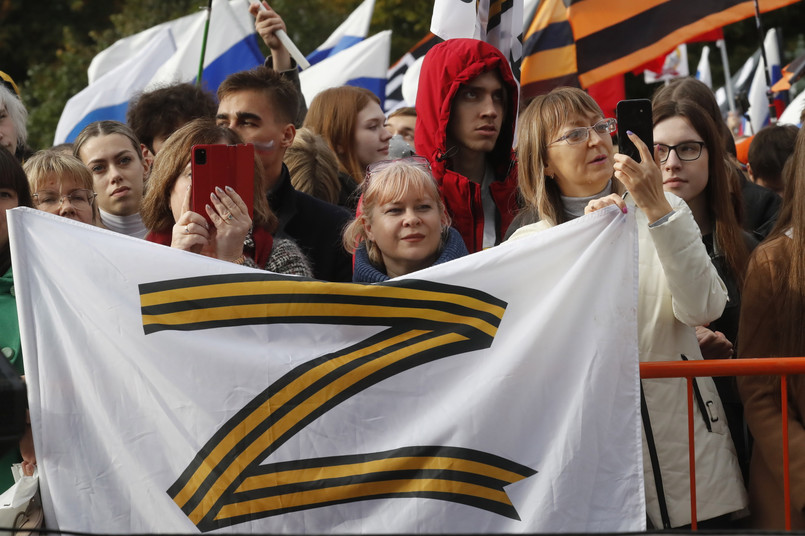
269, 165, 353, 282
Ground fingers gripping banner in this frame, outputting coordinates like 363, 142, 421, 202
9, 207, 644, 533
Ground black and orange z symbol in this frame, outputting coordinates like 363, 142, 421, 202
139, 273, 536, 532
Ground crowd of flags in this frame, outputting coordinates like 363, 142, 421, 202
54, 0, 804, 146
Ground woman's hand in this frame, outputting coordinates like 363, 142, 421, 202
207, 186, 251, 263
171, 184, 211, 254
613, 131, 673, 224
696, 325, 734, 358
585, 193, 627, 215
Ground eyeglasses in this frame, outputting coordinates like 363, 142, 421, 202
551, 118, 617, 146
656, 142, 705, 163
365, 155, 432, 182
33, 189, 96, 210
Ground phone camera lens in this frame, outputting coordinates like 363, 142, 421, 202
195, 149, 207, 165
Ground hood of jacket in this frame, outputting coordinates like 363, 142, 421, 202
415, 38, 519, 183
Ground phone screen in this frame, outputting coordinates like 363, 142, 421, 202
616, 99, 653, 163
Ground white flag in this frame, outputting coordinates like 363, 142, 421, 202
430, 0, 523, 69
306, 0, 376, 65
696, 45, 712, 89
747, 28, 783, 134
300, 30, 391, 108
10, 206, 645, 533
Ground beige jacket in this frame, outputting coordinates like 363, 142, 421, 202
510, 192, 747, 527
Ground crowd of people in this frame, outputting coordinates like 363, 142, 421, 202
1, 1, 805, 530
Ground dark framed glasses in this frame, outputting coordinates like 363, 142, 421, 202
656, 141, 705, 163
551, 118, 617, 146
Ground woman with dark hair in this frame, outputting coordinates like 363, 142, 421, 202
737, 126, 805, 530
304, 86, 392, 208
653, 98, 756, 480
0, 145, 34, 491
508, 87, 747, 529
141, 118, 311, 276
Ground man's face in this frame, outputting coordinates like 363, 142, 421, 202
385, 114, 416, 146
216, 89, 291, 191
446, 70, 506, 157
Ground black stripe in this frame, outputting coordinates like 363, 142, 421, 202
487, 0, 514, 32
232, 469, 511, 500
199, 490, 521, 531
575, 0, 745, 73
172, 328, 495, 515
247, 445, 536, 479
523, 20, 574, 55
521, 73, 580, 100
640, 384, 671, 529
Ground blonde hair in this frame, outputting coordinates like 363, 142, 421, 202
517, 87, 621, 226
141, 118, 275, 233
304, 86, 380, 184
343, 159, 449, 269
24, 150, 98, 224
285, 127, 341, 205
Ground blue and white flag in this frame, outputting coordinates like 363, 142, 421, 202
10, 206, 645, 533
695, 45, 712, 89
53, 28, 176, 145
306, 0, 376, 66
300, 30, 391, 108
746, 28, 783, 134
55, 0, 262, 144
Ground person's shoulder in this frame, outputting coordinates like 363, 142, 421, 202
292, 188, 351, 223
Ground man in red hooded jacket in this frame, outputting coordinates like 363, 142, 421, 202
415, 38, 519, 253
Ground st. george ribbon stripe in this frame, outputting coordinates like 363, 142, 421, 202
139, 274, 533, 530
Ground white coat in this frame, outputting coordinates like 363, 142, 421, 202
510, 192, 747, 528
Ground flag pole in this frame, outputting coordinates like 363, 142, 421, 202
753, 0, 777, 123
197, 0, 214, 87
251, 1, 311, 70
716, 39, 736, 114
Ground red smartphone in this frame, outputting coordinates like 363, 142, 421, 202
616, 99, 653, 163
190, 143, 255, 225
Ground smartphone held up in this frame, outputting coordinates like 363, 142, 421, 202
616, 99, 653, 163
191, 143, 255, 225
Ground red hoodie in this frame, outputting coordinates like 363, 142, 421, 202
415, 39, 519, 253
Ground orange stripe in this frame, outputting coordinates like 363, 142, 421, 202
522, 45, 577, 84
577, 5, 761, 87
568, 0, 668, 40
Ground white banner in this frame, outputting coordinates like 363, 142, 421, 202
9, 207, 644, 533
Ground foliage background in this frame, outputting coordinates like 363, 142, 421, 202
0, 0, 803, 150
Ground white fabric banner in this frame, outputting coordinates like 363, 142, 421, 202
9, 207, 644, 533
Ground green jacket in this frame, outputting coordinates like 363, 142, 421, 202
0, 265, 23, 492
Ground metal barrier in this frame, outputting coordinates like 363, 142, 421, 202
640, 357, 805, 530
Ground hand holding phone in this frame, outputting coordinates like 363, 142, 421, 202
616, 99, 653, 163
191, 143, 255, 225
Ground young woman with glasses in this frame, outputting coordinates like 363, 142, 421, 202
508, 87, 747, 529
343, 156, 467, 282
653, 98, 755, 486
24, 150, 98, 226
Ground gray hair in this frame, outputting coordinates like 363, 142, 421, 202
0, 84, 28, 151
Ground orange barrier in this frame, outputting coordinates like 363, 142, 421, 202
640, 357, 805, 530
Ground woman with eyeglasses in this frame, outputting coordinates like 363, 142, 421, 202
343, 157, 467, 283
508, 87, 747, 529
653, 97, 755, 485
737, 126, 805, 530
23, 150, 98, 226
